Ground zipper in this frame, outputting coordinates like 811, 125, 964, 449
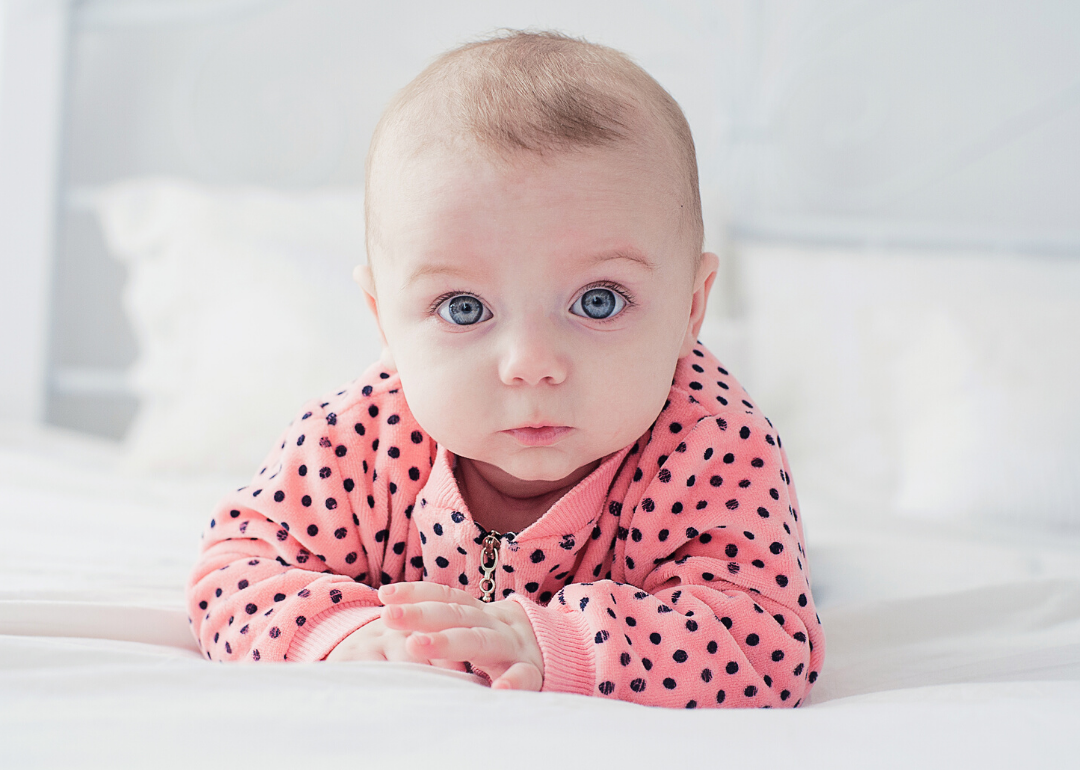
478, 530, 501, 603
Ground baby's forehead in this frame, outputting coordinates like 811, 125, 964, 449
373, 153, 693, 283
389, 139, 680, 222
367, 141, 692, 276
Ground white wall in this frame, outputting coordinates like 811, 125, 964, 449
0, 2, 6, 122
0, 0, 69, 424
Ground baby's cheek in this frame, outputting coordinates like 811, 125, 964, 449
585, 344, 672, 423
401, 369, 494, 453
598, 379, 668, 446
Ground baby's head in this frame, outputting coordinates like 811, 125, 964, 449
356, 30, 719, 487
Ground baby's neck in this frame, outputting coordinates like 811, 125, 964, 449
453, 455, 600, 535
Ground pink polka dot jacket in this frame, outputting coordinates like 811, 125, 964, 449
187, 341, 825, 708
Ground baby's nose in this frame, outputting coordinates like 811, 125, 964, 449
497, 320, 568, 387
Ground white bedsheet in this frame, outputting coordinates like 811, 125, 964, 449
2, 424, 1079, 768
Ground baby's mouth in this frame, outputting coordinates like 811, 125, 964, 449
501, 425, 573, 447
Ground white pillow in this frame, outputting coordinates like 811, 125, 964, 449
94, 179, 381, 474
734, 243, 1080, 530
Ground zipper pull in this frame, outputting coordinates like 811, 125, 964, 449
479, 530, 500, 603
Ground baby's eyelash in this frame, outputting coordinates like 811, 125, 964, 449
585, 280, 636, 307
427, 290, 472, 316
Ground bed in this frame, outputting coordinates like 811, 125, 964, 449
4, 1, 1080, 767
4, 415, 1080, 767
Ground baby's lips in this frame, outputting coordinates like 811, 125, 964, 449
502, 426, 574, 446
506, 421, 568, 430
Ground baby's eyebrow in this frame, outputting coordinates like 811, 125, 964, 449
405, 263, 476, 286
589, 248, 656, 272
405, 248, 655, 287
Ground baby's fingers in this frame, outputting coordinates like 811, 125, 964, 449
378, 582, 484, 609
407, 625, 512, 665
491, 661, 543, 692
382, 601, 495, 633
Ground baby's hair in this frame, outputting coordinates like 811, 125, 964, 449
365, 29, 704, 272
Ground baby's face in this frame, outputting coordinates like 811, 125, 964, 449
358, 140, 717, 486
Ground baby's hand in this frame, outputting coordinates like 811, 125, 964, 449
378, 581, 544, 691
323, 617, 467, 675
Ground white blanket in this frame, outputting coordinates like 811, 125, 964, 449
2, 424, 1079, 768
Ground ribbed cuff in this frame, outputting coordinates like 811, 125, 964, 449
507, 594, 595, 696
287, 602, 384, 662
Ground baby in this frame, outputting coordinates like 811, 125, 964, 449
187, 30, 824, 708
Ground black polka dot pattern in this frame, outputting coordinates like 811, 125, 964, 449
187, 344, 823, 710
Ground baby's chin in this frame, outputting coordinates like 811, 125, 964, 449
498, 457, 591, 484
464, 445, 602, 485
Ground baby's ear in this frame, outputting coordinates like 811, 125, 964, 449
679, 251, 720, 359
353, 264, 398, 373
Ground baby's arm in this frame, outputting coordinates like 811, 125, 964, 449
504, 414, 825, 708
186, 376, 432, 663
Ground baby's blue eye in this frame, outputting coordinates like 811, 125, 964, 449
437, 295, 490, 325
571, 288, 626, 320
